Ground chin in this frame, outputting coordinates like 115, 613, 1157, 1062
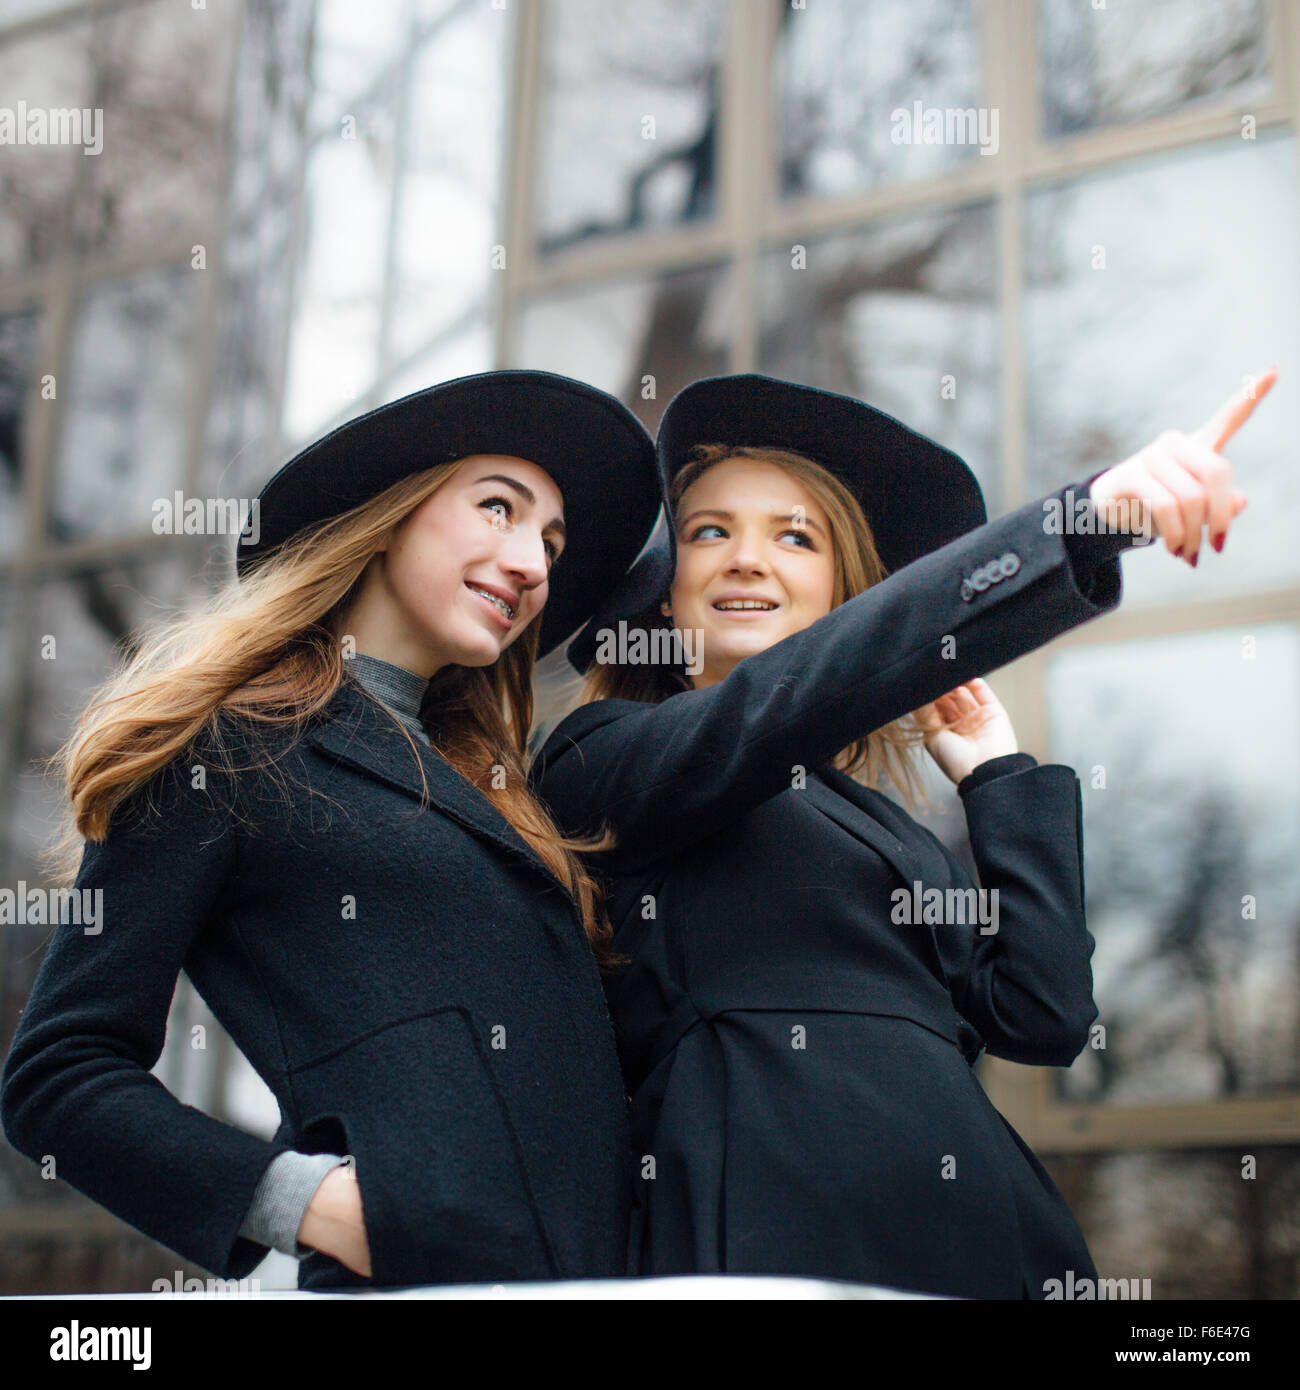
441, 623, 508, 669
714, 624, 782, 654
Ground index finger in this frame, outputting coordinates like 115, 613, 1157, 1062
1193, 364, 1279, 452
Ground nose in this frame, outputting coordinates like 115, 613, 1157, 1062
497, 524, 550, 590
723, 531, 769, 576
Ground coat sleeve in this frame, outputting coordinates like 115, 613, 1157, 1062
0, 753, 296, 1279
926, 759, 1099, 1068
534, 474, 1136, 875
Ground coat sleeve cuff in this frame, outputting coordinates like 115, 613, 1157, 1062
1058, 468, 1149, 595
957, 752, 1038, 798
239, 1150, 348, 1259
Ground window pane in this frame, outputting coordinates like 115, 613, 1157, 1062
755, 202, 1001, 502
0, 309, 38, 558
280, 110, 394, 442
0, 0, 73, 24
511, 262, 732, 417
71, 0, 239, 258
308, 0, 407, 133
1047, 625, 1300, 1106
200, 0, 313, 504
0, 20, 92, 278
534, 0, 723, 255
1037, 0, 1271, 140
1022, 132, 1298, 605
10, 560, 183, 873
774, 0, 984, 201
50, 268, 200, 543
1043, 1146, 1300, 1299
379, 316, 494, 405
390, 1, 511, 362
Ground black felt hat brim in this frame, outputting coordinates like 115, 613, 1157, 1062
236, 370, 661, 658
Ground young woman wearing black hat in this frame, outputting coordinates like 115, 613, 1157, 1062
532, 366, 1277, 1299
0, 370, 661, 1291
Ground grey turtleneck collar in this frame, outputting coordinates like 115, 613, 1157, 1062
347, 651, 432, 746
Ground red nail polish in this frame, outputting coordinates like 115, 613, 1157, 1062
1190, 551, 1199, 568
1212, 533, 1224, 553
1174, 546, 1183, 557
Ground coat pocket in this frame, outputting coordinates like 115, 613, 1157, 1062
290, 1006, 555, 1288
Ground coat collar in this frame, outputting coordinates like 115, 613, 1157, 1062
304, 677, 572, 900
805, 763, 925, 890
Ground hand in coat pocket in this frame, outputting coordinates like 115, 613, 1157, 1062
297, 1164, 372, 1278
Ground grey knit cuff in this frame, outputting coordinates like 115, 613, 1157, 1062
239, 1150, 347, 1258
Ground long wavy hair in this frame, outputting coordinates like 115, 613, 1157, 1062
47, 460, 620, 964
577, 443, 935, 815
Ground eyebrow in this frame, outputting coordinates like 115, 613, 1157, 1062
680, 507, 827, 539
475, 473, 566, 540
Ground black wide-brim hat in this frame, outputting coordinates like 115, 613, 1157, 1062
567, 372, 987, 673
236, 370, 661, 658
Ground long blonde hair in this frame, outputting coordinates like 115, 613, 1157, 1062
48, 460, 619, 963
578, 443, 935, 815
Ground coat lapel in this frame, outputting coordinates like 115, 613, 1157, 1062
306, 679, 572, 899
804, 764, 926, 890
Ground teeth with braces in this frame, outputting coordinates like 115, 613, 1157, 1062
469, 585, 514, 620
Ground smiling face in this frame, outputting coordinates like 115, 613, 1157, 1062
667, 455, 836, 689
343, 454, 565, 677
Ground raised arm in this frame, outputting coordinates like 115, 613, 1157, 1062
534, 474, 1135, 874
0, 756, 294, 1280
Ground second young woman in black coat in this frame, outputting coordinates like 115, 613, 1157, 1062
532, 368, 1275, 1299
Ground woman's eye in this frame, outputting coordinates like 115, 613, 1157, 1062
688, 524, 726, 541
481, 496, 513, 522
544, 539, 561, 565
779, 528, 815, 548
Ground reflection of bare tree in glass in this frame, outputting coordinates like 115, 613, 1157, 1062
1143, 799, 1251, 1094
0, 312, 37, 522
757, 211, 975, 403
71, 6, 225, 255
538, 41, 719, 254
1060, 714, 1298, 1104
775, 0, 979, 199
619, 267, 728, 435
1037, 0, 1270, 140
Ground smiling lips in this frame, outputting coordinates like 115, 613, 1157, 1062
466, 581, 517, 629
711, 592, 779, 616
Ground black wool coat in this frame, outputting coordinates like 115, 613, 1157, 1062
532, 476, 1133, 1299
1, 678, 631, 1290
